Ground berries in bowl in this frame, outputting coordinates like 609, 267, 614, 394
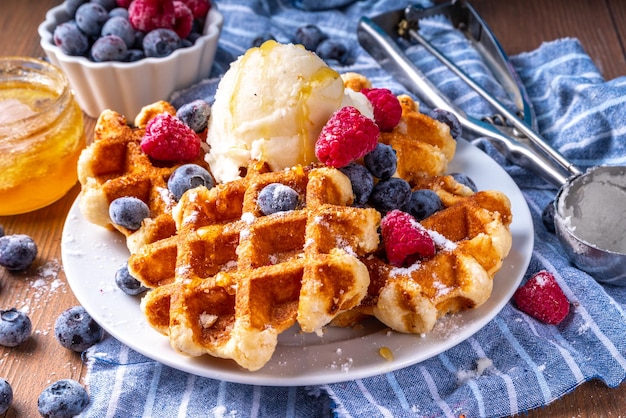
38, 0, 223, 118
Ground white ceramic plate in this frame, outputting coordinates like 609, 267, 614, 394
61, 138, 533, 386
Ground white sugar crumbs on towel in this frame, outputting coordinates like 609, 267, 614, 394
210, 406, 238, 418
456, 357, 493, 385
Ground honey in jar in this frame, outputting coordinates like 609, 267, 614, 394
0, 57, 85, 215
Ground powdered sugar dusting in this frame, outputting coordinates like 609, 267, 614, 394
389, 262, 423, 278
17, 258, 67, 315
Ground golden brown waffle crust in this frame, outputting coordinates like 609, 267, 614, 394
76, 102, 209, 253
131, 165, 381, 371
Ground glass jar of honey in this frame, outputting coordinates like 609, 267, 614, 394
0, 57, 85, 215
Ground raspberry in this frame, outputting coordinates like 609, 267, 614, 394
180, 0, 211, 19
361, 88, 402, 132
380, 210, 436, 267
315, 106, 379, 168
128, 0, 176, 33
140, 113, 201, 161
512, 270, 570, 325
172, 1, 194, 38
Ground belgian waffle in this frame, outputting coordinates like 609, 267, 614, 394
129, 164, 381, 371
77, 101, 209, 253
332, 177, 513, 333
342, 72, 457, 183
382, 94, 457, 183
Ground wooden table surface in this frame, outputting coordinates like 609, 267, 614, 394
1, 0, 625, 416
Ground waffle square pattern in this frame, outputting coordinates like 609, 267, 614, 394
129, 164, 381, 371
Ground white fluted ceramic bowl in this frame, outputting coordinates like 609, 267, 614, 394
38, 4, 223, 119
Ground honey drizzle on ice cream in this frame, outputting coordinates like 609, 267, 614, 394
207, 41, 345, 183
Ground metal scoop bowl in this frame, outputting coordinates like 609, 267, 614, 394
357, 1, 626, 284
554, 166, 626, 284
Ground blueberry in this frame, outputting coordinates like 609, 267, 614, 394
252, 33, 275, 48
0, 309, 32, 347
0, 379, 12, 415
101, 16, 135, 48
55, 306, 103, 352
369, 177, 411, 213
364, 143, 397, 180
75, 3, 109, 37
37, 379, 89, 418
108, 197, 150, 230
108, 7, 129, 19
90, 35, 127, 62
133, 30, 146, 49
257, 183, 300, 215
63, 0, 87, 16
542, 200, 556, 233
339, 162, 374, 206
115, 263, 147, 296
186, 31, 202, 44
430, 108, 462, 139
143, 28, 181, 58
294, 24, 327, 51
125, 48, 145, 62
176, 100, 211, 133
316, 39, 349, 64
0, 234, 37, 271
403, 189, 444, 221
168, 164, 214, 201
53, 21, 89, 56
449, 172, 478, 192
90, 0, 117, 10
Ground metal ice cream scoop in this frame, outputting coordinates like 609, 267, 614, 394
357, 0, 626, 284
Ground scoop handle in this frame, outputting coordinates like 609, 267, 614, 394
357, 16, 573, 187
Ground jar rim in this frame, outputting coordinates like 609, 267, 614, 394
0, 56, 71, 126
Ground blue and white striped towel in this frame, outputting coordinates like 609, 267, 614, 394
81, 1, 626, 416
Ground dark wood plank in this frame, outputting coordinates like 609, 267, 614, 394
608, 0, 626, 62
468, 1, 626, 416
0, 2, 92, 416
471, 0, 626, 79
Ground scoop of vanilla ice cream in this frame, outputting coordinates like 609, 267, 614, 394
206, 41, 370, 183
